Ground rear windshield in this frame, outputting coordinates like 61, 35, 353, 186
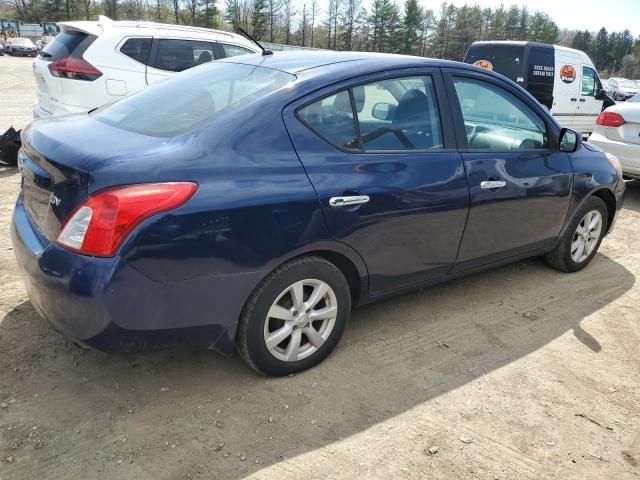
93, 62, 294, 137
40, 30, 96, 60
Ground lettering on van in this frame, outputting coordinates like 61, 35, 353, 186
532, 64, 554, 77
473, 60, 493, 71
560, 65, 577, 84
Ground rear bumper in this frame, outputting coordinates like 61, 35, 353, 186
33, 101, 89, 119
588, 133, 640, 178
11, 196, 260, 353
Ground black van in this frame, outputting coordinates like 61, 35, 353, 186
464, 41, 613, 133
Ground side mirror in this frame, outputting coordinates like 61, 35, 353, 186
559, 128, 582, 153
595, 88, 606, 100
371, 102, 396, 121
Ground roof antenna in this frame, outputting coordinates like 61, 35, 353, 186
237, 28, 273, 56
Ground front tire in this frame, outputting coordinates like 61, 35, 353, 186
236, 256, 351, 376
545, 196, 608, 272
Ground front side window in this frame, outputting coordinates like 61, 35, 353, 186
222, 44, 254, 57
151, 39, 217, 72
582, 67, 597, 97
297, 75, 444, 152
453, 77, 549, 150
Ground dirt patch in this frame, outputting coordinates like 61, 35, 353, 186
1, 56, 639, 480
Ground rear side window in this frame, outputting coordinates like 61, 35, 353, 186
298, 75, 443, 152
39, 30, 96, 61
453, 77, 548, 150
120, 38, 152, 64
298, 91, 358, 150
222, 44, 254, 57
150, 39, 218, 72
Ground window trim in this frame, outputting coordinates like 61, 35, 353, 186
443, 69, 557, 153
221, 42, 257, 58
295, 72, 451, 155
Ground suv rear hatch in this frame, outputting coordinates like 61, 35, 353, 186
34, 23, 101, 115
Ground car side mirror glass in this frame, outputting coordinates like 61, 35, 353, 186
372, 102, 396, 121
559, 128, 581, 153
596, 88, 606, 100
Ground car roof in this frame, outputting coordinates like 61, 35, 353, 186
58, 16, 257, 49
219, 50, 466, 75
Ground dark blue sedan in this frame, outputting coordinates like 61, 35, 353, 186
12, 51, 625, 375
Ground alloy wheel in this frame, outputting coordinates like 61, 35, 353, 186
571, 210, 602, 263
263, 279, 338, 362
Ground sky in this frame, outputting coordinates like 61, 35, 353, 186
445, 0, 640, 35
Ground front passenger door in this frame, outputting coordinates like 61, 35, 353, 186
444, 70, 574, 273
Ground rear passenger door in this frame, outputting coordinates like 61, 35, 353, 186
146, 38, 220, 85
551, 55, 580, 128
443, 69, 573, 273
284, 69, 470, 295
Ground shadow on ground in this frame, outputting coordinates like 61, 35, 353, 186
0, 247, 634, 479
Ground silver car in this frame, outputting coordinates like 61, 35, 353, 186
606, 78, 640, 101
588, 95, 640, 178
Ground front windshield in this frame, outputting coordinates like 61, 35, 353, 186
12, 38, 33, 46
619, 79, 640, 89
94, 62, 295, 137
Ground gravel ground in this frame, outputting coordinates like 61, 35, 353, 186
1, 55, 639, 480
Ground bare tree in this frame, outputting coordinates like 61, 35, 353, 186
281, 0, 294, 44
310, 0, 317, 47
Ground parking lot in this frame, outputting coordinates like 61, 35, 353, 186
1, 54, 639, 479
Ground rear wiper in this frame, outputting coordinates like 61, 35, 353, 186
237, 28, 273, 56
38, 51, 52, 59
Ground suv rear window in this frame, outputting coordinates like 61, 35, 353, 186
39, 30, 96, 61
150, 39, 219, 72
93, 62, 294, 137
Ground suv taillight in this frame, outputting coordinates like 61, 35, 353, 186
596, 111, 626, 128
48, 57, 102, 81
56, 182, 198, 256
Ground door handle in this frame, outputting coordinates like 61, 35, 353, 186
329, 195, 370, 207
579, 98, 586, 102
480, 180, 507, 190
570, 98, 578, 102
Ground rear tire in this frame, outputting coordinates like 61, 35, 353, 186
236, 256, 351, 376
545, 196, 608, 272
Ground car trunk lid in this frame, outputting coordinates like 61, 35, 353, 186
19, 114, 169, 242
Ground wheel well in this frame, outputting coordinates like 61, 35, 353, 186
592, 188, 616, 233
301, 250, 362, 306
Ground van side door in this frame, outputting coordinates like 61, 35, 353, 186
573, 65, 604, 133
551, 55, 579, 128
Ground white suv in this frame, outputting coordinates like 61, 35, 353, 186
33, 16, 259, 118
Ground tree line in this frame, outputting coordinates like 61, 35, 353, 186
2, 0, 640, 78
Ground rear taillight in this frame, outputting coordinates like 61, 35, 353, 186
48, 57, 102, 81
596, 111, 626, 128
56, 182, 198, 256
